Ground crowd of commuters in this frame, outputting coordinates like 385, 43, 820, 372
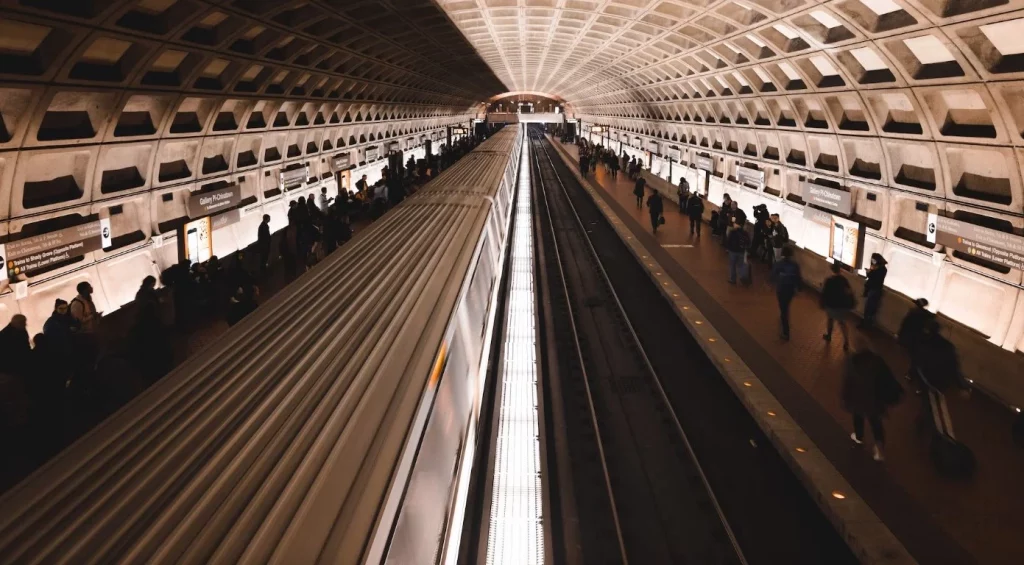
0, 135, 484, 483
571, 133, 982, 469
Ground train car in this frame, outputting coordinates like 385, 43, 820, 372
0, 125, 525, 564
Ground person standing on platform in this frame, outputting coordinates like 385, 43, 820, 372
610, 155, 619, 178
860, 253, 888, 329
771, 246, 801, 340
318, 187, 332, 215
686, 191, 704, 238
677, 176, 690, 213
0, 315, 31, 378
257, 214, 272, 275
633, 175, 646, 209
725, 217, 750, 284
579, 153, 590, 178
647, 190, 664, 234
821, 263, 854, 350
769, 213, 788, 263
842, 335, 902, 462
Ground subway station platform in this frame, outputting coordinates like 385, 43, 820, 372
552, 139, 1024, 565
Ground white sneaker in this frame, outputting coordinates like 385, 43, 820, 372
872, 446, 884, 462
850, 433, 863, 445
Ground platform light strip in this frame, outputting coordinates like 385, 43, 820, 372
486, 134, 544, 565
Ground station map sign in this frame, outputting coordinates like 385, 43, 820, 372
187, 184, 241, 219
1, 220, 111, 278
737, 167, 764, 190
802, 182, 852, 216
927, 214, 1024, 270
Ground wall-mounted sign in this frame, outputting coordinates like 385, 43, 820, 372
3, 222, 106, 278
183, 217, 212, 266
211, 208, 241, 231
386, 141, 400, 153
737, 167, 765, 190
280, 166, 309, 190
669, 148, 682, 161
695, 156, 714, 172
366, 146, 380, 161
802, 182, 852, 216
332, 153, 351, 170
927, 213, 1024, 270
187, 184, 241, 219
804, 206, 863, 268
647, 140, 659, 154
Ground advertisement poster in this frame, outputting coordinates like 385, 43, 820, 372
183, 217, 213, 265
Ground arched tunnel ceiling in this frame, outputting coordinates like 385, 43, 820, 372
438, 0, 1024, 115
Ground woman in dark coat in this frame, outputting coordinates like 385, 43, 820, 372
647, 191, 664, 234
842, 336, 902, 461
633, 176, 646, 209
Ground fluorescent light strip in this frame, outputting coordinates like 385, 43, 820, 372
486, 134, 544, 565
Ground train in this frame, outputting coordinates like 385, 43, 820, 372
0, 125, 525, 564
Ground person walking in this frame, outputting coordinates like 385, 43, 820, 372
633, 176, 646, 209
725, 217, 750, 284
769, 213, 788, 263
686, 191, 704, 238
821, 263, 855, 350
842, 335, 903, 461
677, 177, 689, 213
0, 314, 31, 378
579, 153, 590, 178
257, 214, 272, 275
898, 298, 934, 393
860, 253, 888, 329
771, 246, 801, 340
318, 186, 332, 215
647, 191, 664, 234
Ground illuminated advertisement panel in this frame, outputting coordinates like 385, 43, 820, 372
183, 216, 213, 265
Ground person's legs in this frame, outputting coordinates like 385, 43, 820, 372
869, 414, 885, 460
651, 214, 658, 233
773, 246, 783, 263
837, 316, 850, 348
695, 217, 701, 238
851, 413, 865, 443
689, 216, 696, 235
778, 291, 793, 339
728, 252, 740, 283
825, 312, 834, 340
861, 291, 881, 328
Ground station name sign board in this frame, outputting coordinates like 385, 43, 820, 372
802, 182, 852, 216
2, 220, 110, 278
927, 214, 1024, 270
188, 184, 241, 219
695, 156, 713, 172
366, 146, 380, 162
737, 167, 764, 190
332, 153, 351, 170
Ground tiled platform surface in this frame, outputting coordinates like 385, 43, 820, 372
550, 138, 1024, 565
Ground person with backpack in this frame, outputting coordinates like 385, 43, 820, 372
69, 282, 100, 334
677, 177, 689, 213
842, 335, 903, 462
771, 246, 801, 340
633, 176, 646, 209
647, 191, 664, 234
821, 263, 854, 350
686, 192, 704, 238
726, 217, 751, 284
914, 320, 974, 477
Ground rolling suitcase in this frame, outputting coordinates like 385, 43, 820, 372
926, 385, 975, 479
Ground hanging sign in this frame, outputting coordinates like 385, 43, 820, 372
366, 146, 380, 161
927, 214, 1024, 270
737, 167, 765, 190
280, 166, 308, 190
802, 182, 852, 216
4, 222, 106, 277
332, 153, 351, 170
187, 184, 241, 219
695, 156, 714, 172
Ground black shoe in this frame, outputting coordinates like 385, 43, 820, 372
780, 333, 790, 341
823, 333, 832, 342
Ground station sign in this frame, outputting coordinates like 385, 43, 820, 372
927, 214, 1024, 270
737, 167, 764, 190
695, 156, 714, 172
332, 152, 351, 170
366, 146, 380, 161
211, 208, 241, 231
802, 182, 852, 216
280, 166, 309, 190
668, 148, 682, 161
2, 221, 108, 278
187, 184, 241, 219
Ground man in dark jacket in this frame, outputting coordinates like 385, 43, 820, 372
771, 246, 801, 340
257, 214, 272, 274
726, 218, 751, 284
686, 192, 704, 238
579, 154, 590, 178
842, 335, 902, 462
633, 176, 646, 209
677, 177, 689, 213
647, 191, 664, 234
0, 314, 31, 378
860, 253, 888, 329
769, 213, 788, 263
821, 263, 854, 349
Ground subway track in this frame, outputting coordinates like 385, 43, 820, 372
531, 128, 857, 565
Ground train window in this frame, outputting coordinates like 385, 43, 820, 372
466, 236, 496, 338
